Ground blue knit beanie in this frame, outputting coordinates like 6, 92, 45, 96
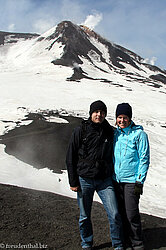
116, 103, 132, 119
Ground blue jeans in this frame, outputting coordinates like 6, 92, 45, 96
77, 176, 123, 249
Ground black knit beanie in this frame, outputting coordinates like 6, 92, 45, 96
89, 100, 107, 116
116, 103, 132, 119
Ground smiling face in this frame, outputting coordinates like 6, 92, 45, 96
91, 110, 106, 123
116, 114, 131, 129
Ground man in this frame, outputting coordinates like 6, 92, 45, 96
66, 100, 123, 250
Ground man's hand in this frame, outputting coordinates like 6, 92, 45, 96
70, 186, 80, 192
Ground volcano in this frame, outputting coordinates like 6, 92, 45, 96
1, 20, 166, 87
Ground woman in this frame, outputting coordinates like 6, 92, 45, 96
113, 103, 150, 250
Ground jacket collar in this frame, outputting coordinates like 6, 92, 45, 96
117, 120, 134, 134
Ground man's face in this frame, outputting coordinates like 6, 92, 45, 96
91, 110, 106, 123
116, 114, 131, 129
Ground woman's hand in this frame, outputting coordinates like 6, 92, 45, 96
134, 182, 143, 195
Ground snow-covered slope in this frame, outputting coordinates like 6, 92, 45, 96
1, 21, 166, 86
0, 21, 166, 218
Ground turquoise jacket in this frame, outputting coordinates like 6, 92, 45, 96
113, 121, 150, 184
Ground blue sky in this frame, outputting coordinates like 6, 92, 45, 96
0, 0, 166, 69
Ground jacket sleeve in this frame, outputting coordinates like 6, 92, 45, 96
66, 126, 82, 187
136, 131, 150, 183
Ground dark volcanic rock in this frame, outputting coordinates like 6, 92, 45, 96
0, 31, 39, 45
51, 21, 141, 71
0, 184, 166, 250
51, 21, 106, 67
67, 66, 95, 81
0, 113, 83, 173
150, 73, 166, 84
50, 21, 166, 84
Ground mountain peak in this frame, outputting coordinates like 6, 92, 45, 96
51, 21, 141, 70
1, 20, 166, 87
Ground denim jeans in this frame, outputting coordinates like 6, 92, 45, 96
77, 176, 123, 249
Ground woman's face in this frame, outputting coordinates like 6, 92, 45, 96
116, 114, 131, 129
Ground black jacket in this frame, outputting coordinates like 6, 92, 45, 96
66, 118, 114, 187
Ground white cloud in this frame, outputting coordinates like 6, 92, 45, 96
82, 13, 103, 30
150, 57, 157, 66
143, 57, 157, 66
8, 23, 15, 32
